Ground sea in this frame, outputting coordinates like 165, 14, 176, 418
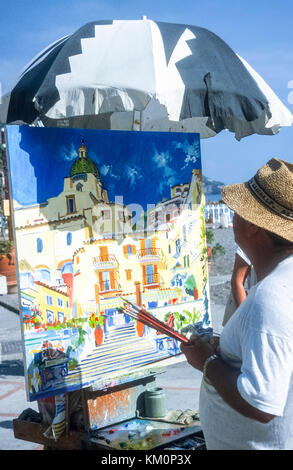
204, 193, 222, 203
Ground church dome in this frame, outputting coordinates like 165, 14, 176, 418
70, 156, 100, 178
70, 139, 100, 180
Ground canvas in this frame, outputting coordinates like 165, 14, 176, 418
6, 125, 211, 401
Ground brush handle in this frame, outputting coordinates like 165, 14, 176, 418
118, 305, 190, 344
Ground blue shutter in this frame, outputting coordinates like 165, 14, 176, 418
37, 238, 43, 253
67, 232, 72, 246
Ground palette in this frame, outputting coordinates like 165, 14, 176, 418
89, 418, 201, 450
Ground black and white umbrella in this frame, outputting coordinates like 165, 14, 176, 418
1, 18, 292, 139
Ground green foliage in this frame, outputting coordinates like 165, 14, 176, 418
164, 308, 202, 332
0, 240, 13, 254
212, 242, 226, 259
88, 312, 105, 328
46, 318, 88, 343
204, 228, 225, 259
66, 345, 73, 357
173, 312, 186, 331
182, 308, 202, 325
71, 328, 87, 349
68, 358, 78, 371
184, 275, 197, 296
205, 229, 215, 245
199, 223, 206, 244
66, 317, 87, 329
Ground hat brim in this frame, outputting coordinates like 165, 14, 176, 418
222, 182, 293, 242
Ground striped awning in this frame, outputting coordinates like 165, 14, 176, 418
81, 289, 180, 313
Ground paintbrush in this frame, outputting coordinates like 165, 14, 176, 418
117, 304, 187, 344
119, 298, 173, 334
121, 298, 182, 337
119, 302, 190, 344
118, 297, 190, 344
117, 304, 173, 338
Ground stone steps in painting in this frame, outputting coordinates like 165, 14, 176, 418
34, 323, 175, 397
66, 324, 172, 389
104, 322, 138, 344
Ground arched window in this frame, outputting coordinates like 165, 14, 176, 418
67, 232, 72, 246
37, 238, 43, 253
61, 262, 73, 274
36, 269, 51, 283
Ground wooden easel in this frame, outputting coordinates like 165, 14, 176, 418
13, 375, 204, 450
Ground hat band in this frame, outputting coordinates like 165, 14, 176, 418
248, 177, 293, 221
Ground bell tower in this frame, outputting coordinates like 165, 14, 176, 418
78, 137, 87, 159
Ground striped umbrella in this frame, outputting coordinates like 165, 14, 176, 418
1, 18, 292, 140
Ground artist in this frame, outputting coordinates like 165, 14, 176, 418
180, 158, 293, 450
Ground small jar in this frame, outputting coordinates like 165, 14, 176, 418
144, 387, 166, 418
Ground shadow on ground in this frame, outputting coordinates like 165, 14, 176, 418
0, 420, 13, 429
0, 360, 24, 377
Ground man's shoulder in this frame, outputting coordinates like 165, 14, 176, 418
258, 257, 293, 295
246, 267, 293, 338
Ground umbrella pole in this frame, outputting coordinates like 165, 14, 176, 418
0, 127, 13, 241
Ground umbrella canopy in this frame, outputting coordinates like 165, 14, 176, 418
1, 18, 292, 140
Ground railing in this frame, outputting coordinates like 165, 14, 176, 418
137, 248, 161, 259
143, 273, 160, 286
93, 254, 118, 268
205, 203, 234, 226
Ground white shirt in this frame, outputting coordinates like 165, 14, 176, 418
236, 246, 257, 289
200, 255, 293, 450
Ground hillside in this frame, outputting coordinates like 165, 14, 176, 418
202, 175, 225, 195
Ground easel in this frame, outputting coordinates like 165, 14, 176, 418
13, 374, 204, 450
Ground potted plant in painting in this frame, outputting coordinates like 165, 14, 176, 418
89, 312, 105, 346
184, 274, 199, 300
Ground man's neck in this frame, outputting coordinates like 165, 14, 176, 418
250, 248, 293, 282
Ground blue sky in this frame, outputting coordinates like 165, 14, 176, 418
6, 125, 201, 209
1, 0, 293, 185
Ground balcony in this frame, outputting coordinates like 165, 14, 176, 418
92, 254, 118, 270
98, 278, 119, 293
137, 248, 161, 262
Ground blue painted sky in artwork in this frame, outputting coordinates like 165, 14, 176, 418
6, 125, 201, 209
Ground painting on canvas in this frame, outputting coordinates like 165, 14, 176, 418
6, 125, 211, 401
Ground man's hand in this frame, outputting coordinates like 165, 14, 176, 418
180, 335, 218, 372
181, 335, 275, 424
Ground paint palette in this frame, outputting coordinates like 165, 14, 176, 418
89, 418, 201, 450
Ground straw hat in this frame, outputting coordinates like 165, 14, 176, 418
222, 158, 293, 242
